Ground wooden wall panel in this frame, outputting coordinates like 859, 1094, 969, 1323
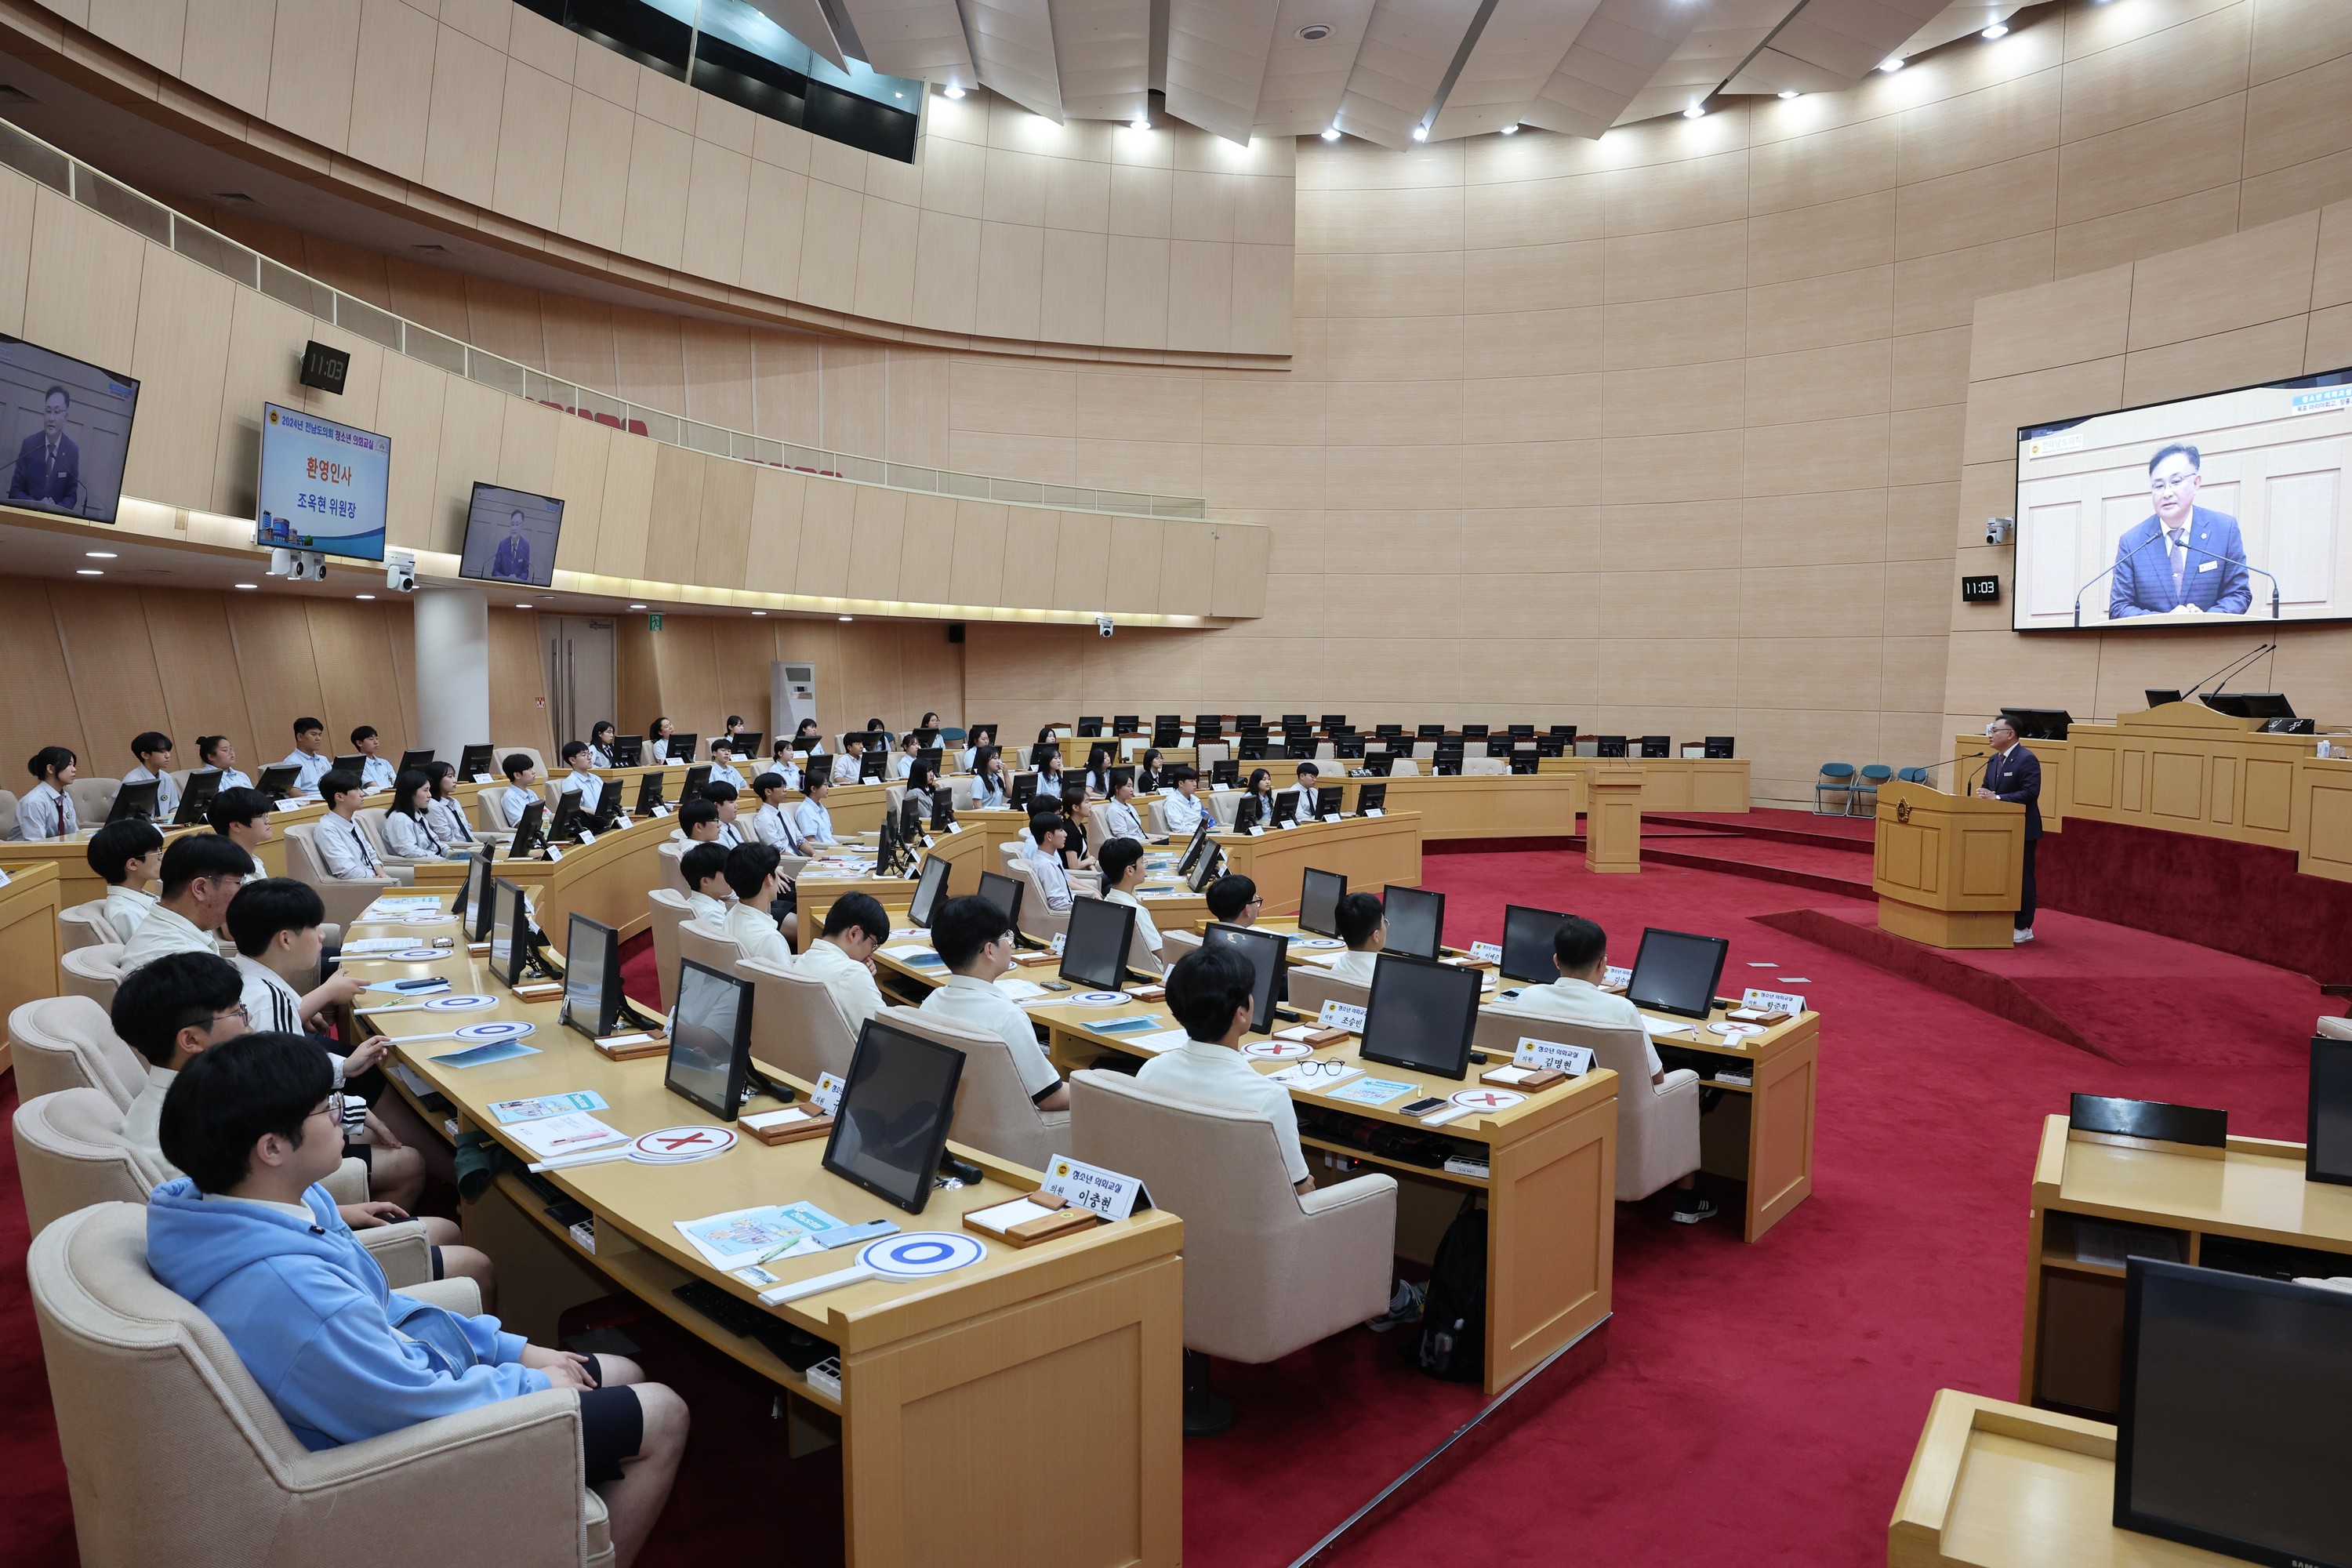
486, 608, 552, 756
54, 582, 170, 774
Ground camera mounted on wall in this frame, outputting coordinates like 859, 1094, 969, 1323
386, 548, 416, 593
1985, 516, 2016, 545
267, 546, 328, 581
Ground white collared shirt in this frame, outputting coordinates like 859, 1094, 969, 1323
278, 749, 332, 795
1160, 790, 1204, 835
796, 938, 884, 1037
724, 899, 793, 970
715, 819, 745, 850
426, 796, 475, 846
888, 752, 915, 780
381, 810, 441, 859
1134, 1041, 1308, 1185
1022, 844, 1073, 911
102, 884, 158, 945
122, 764, 180, 818
709, 762, 747, 793
793, 800, 833, 844
210, 767, 253, 791
589, 744, 615, 768
975, 774, 1008, 809
120, 1063, 180, 1180
1103, 798, 1144, 840
358, 756, 397, 790
9, 780, 77, 840
1104, 887, 1162, 965
316, 812, 382, 879
1323, 948, 1380, 983
1284, 784, 1324, 819
119, 902, 219, 973
686, 889, 732, 927
923, 974, 1059, 1100
753, 801, 804, 853
1036, 774, 1063, 800
1504, 976, 1661, 1076
498, 784, 539, 828
564, 771, 604, 813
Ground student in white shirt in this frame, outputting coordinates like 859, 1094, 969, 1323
648, 715, 677, 759
196, 734, 253, 791
678, 841, 733, 928
957, 726, 997, 773
791, 720, 826, 756
1207, 873, 1286, 1005
10, 745, 79, 840
889, 733, 920, 781
558, 742, 605, 815
792, 779, 836, 848
1034, 752, 1066, 801
971, 748, 1011, 809
314, 771, 384, 880
1160, 765, 1206, 837
1102, 771, 1145, 841
422, 763, 477, 851
795, 893, 890, 1036
122, 730, 182, 818
588, 721, 619, 769
764, 742, 804, 793
1097, 837, 1162, 972
720, 843, 797, 967
1237, 767, 1277, 829
87, 818, 165, 943
835, 735, 869, 782
673, 797, 726, 849
1134, 945, 1313, 1195
706, 742, 747, 795
349, 726, 397, 792
1323, 891, 1386, 982
750, 772, 806, 854
1136, 749, 1167, 797
920, 895, 1065, 1109
206, 786, 277, 871
497, 753, 542, 829
278, 717, 333, 797
701, 781, 747, 848
1283, 761, 1325, 823
120, 833, 251, 972
1501, 914, 1715, 1223
379, 771, 446, 860
1022, 815, 1076, 913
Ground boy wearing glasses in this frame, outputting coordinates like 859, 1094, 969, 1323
1135, 944, 1314, 1196
119, 833, 252, 971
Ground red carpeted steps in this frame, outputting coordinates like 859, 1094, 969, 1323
1635, 832, 1876, 898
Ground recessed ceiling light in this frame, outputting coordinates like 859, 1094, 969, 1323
1298, 23, 1331, 40
85, 550, 115, 558
628, 603, 647, 610
752, 610, 768, 616
838, 615, 854, 622
1131, 117, 1150, 131
1410, 125, 1428, 142
1980, 22, 2008, 38
235, 582, 257, 590
1499, 123, 1518, 135
1777, 89, 1800, 99
1682, 103, 1705, 118
943, 84, 965, 98
355, 593, 376, 601
515, 603, 532, 610
75, 568, 101, 575
1878, 55, 1905, 71
1320, 126, 1340, 141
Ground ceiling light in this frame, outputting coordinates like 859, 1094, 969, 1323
235, 582, 257, 590
75, 568, 101, 575
515, 603, 532, 610
894, 91, 904, 99
838, 615, 854, 622
1320, 126, 1340, 141
1980, 22, 2008, 38
628, 603, 647, 610
752, 610, 768, 616
1777, 89, 1800, 99
1682, 103, 1705, 118
355, 593, 376, 601
85, 550, 115, 558
1878, 55, 1905, 71
1297, 23, 1331, 40
1499, 123, 1518, 135
1410, 124, 1428, 142
1131, 117, 1149, 131
943, 84, 965, 99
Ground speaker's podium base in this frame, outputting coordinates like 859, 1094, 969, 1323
1876, 897, 2013, 949
1872, 782, 2026, 952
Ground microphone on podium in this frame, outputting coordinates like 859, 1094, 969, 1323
1916, 755, 1991, 793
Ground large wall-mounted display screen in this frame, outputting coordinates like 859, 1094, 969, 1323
458, 482, 564, 587
0, 333, 140, 524
2013, 368, 2352, 630
255, 403, 392, 561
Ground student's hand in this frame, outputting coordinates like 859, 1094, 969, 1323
339, 1200, 412, 1229
341, 1034, 390, 1077
364, 1110, 404, 1150
321, 969, 369, 1006
521, 1344, 594, 1388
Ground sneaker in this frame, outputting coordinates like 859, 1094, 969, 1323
2013, 927, 2034, 944
1367, 1278, 1427, 1332
1671, 1195, 1719, 1225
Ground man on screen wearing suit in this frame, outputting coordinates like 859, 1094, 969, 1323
1974, 716, 2042, 945
2107, 443, 2250, 619
490, 509, 532, 582
9, 385, 82, 511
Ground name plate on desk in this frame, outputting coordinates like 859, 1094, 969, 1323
810, 1071, 846, 1116
1322, 812, 1344, 823
1317, 999, 1367, 1033
1602, 964, 1631, 989
1742, 986, 1806, 1015
576, 829, 597, 845
471, 773, 494, 784
1363, 808, 1384, 817
1470, 941, 1503, 964
650, 804, 670, 817
273, 797, 306, 814
1040, 1155, 1145, 1220
1245, 826, 1264, 836
1513, 1038, 1594, 1076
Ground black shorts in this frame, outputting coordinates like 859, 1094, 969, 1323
576, 1356, 641, 1485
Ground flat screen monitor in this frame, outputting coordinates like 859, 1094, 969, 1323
106, 780, 158, 822
930, 788, 956, 832
1076, 717, 1102, 736
172, 768, 221, 827
1235, 714, 1262, 728
1186, 841, 1224, 893
1626, 927, 1729, 1020
681, 765, 711, 802
1211, 759, 1239, 786
1639, 735, 1671, 758
669, 735, 700, 764
1356, 782, 1387, 814
457, 482, 564, 587
1010, 771, 1036, 810
2144, 688, 2184, 709
822, 1016, 965, 1213
256, 764, 302, 800
663, 957, 752, 1120
2015, 364, 2352, 630
1704, 735, 1735, 758
860, 750, 886, 782
547, 789, 586, 843
1316, 785, 1344, 816
1595, 735, 1628, 758
1174, 816, 1213, 878
1417, 724, 1444, 739
255, 402, 390, 561
634, 771, 666, 813
507, 800, 546, 860
1358, 953, 1481, 1081
2114, 1259, 2352, 1563
1029, 742, 1058, 769
1058, 896, 1137, 991
614, 735, 644, 766
0, 334, 140, 523
1500, 904, 1567, 985
332, 753, 366, 777
562, 913, 622, 1038
2201, 691, 2293, 720
806, 755, 834, 789
458, 743, 495, 780
1233, 795, 1263, 833
2310, 1036, 2352, 1186
488, 878, 529, 987
1113, 714, 1140, 733
397, 748, 434, 775
465, 848, 499, 942
1381, 885, 1445, 960
906, 854, 951, 928
975, 869, 1023, 932
1298, 868, 1346, 937
1201, 922, 1284, 1034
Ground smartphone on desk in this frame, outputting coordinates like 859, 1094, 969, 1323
1042, 980, 1072, 992
1399, 1097, 1448, 1116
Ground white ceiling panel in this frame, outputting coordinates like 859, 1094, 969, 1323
753, 0, 853, 67
1052, 0, 1154, 119
1252, 0, 1379, 136
1891, 0, 2024, 57
833, 0, 980, 82
1759, 0, 1950, 81
966, 0, 1069, 118
1164, 0, 1284, 143
1331, 0, 1483, 148
1426, 0, 1604, 140
1521, 0, 1710, 139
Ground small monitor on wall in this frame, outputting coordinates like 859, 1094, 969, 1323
256, 403, 392, 561
0, 335, 140, 524
459, 482, 564, 588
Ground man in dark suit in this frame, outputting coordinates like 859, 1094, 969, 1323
2107, 442, 2250, 618
9, 384, 82, 511
490, 509, 532, 581
1975, 715, 2042, 944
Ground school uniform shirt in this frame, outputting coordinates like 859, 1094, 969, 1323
1022, 843, 1074, 912
1323, 948, 1380, 984
1283, 785, 1325, 821
922, 975, 1059, 1101
797, 938, 884, 1037
122, 764, 181, 818
358, 756, 397, 791
974, 775, 1009, 810
767, 757, 804, 792
1160, 790, 1205, 836
120, 1063, 183, 1180
887, 752, 915, 780
316, 813, 383, 880
102, 884, 158, 945
210, 767, 254, 791
723, 899, 794, 971
753, 801, 805, 854
425, 797, 476, 848
792, 799, 833, 845
278, 750, 333, 796
708, 762, 747, 793
562, 771, 604, 814
588, 744, 615, 768
230, 956, 350, 1090
119, 903, 220, 973
1136, 770, 1163, 796
497, 784, 539, 828
1035, 775, 1063, 801
957, 746, 982, 771
380, 811, 441, 859
9, 781, 77, 840
1504, 976, 1661, 1077
713, 820, 746, 851
1134, 1042, 1309, 1186
685, 889, 732, 927
1103, 798, 1144, 840
1104, 887, 1162, 961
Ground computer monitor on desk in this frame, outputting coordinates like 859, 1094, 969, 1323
666, 958, 753, 1120
1375, 724, 1404, 739
1059, 897, 1138, 990
106, 781, 158, 823
562, 914, 623, 1038
1356, 783, 1387, 815
1381, 885, 1445, 960
975, 869, 1024, 932
1500, 905, 1566, 985
823, 1018, 965, 1214
2200, 693, 2293, 720
1298, 868, 1345, 936
1639, 735, 1671, 759
1535, 735, 1566, 758
1595, 736, 1628, 758
613, 735, 643, 767
668, 734, 699, 764
1316, 784, 1345, 817
1704, 736, 1735, 759
1626, 927, 1729, 1020
1334, 734, 1366, 759
1417, 723, 1445, 739
1462, 724, 1489, 739
1202, 923, 1283, 1033
906, 855, 951, 929
458, 743, 495, 780
1114, 715, 1141, 735
1363, 752, 1396, 777
1358, 953, 1481, 1081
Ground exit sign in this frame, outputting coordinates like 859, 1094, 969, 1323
648, 612, 663, 630
1961, 574, 2001, 604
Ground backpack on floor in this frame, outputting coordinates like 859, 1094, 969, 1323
1407, 1206, 1486, 1382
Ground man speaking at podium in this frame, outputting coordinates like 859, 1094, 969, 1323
1974, 716, 2042, 945
2107, 443, 2249, 619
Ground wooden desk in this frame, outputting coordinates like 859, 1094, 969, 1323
1337, 775, 1581, 841
2020, 1114, 2352, 1418
0, 862, 64, 1076
1031, 991, 1615, 1395
1214, 813, 1423, 917
0, 811, 302, 910
1542, 757, 1751, 812
1583, 767, 1644, 873
355, 924, 1182, 1568
1889, 1389, 2227, 1566
1873, 782, 2026, 949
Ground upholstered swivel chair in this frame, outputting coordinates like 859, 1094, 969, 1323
9, 996, 145, 1108
742, 956, 859, 1086
281, 822, 405, 927
1474, 1005, 1700, 1200
59, 945, 126, 1010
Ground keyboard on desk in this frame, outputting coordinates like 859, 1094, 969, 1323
672, 1279, 839, 1372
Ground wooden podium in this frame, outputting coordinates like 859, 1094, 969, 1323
1584, 767, 1645, 874
1872, 781, 2025, 949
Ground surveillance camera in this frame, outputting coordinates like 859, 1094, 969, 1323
1986, 516, 2016, 545
1095, 615, 1115, 638
386, 550, 416, 593
268, 546, 296, 578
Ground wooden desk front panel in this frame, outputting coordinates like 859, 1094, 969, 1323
1486, 1089, 1615, 1388
1994, 712, 2311, 853
532, 818, 673, 953
1747, 1027, 1819, 1240
0, 814, 299, 910
1218, 813, 1423, 916
2296, 755, 2352, 884
0, 863, 63, 1076
1338, 775, 1579, 840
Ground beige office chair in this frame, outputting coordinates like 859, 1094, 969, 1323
743, 956, 860, 1085
2318, 1016, 2352, 1041
1463, 757, 1508, 776
1144, 798, 1172, 835
60, 945, 126, 1009
59, 900, 120, 952
1085, 802, 1117, 847
9, 996, 146, 1108
358, 807, 442, 869
676, 920, 746, 984
1207, 790, 1242, 826
27, 1203, 606, 1568
281, 822, 405, 928
1161, 930, 1202, 963
1285, 964, 1370, 1018
0, 788, 16, 839
657, 840, 690, 897
69, 776, 122, 826
881, 1004, 1067, 1171
1195, 742, 1230, 771
1001, 858, 1080, 946
1476, 1006, 1700, 1200
645, 889, 691, 1011
493, 745, 548, 782
1387, 757, 1421, 776
1069, 1069, 1395, 1430
949, 775, 982, 811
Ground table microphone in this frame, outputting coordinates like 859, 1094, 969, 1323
2176, 642, 2276, 702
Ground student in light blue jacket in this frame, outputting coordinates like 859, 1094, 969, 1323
145, 1032, 687, 1568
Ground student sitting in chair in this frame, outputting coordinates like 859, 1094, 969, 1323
750, 772, 806, 854
791, 777, 837, 848
558, 742, 604, 815
314, 771, 384, 880
971, 746, 1011, 809
706, 741, 747, 794
1022, 814, 1078, 912
1282, 761, 1324, 822
1207, 873, 1284, 1004
1159, 764, 1206, 837
421, 763, 477, 852
793, 892, 890, 1037
720, 842, 796, 964
889, 732, 920, 781
700, 780, 747, 848
87, 817, 165, 943
1035, 751, 1067, 801
348, 726, 397, 791
145, 1032, 687, 1568
9, 745, 79, 840
121, 833, 252, 971
790, 719, 826, 755
276, 717, 334, 797
379, 771, 448, 860
679, 840, 732, 927
1323, 891, 1386, 982
766, 739, 804, 793
921, 894, 1066, 1110
1097, 837, 1162, 968
197, 733, 253, 791
957, 725, 997, 773
588, 721, 619, 769
1508, 914, 1715, 1223
207, 786, 276, 870
1136, 945, 1313, 1196
673, 797, 724, 848
1136, 749, 1166, 796
1102, 769, 1146, 841
122, 730, 183, 818
495, 753, 541, 829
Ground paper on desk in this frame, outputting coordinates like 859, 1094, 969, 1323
880, 944, 942, 966
1637, 1017, 1700, 1039
1323, 1076, 1418, 1107
742, 1107, 815, 1131
996, 978, 1048, 1000
1127, 1028, 1191, 1054
507, 1112, 630, 1160
362, 896, 445, 915
1083, 1014, 1168, 1036
967, 1198, 1056, 1234
673, 1203, 845, 1271
490, 1091, 608, 1124
428, 1040, 543, 1069
346, 937, 424, 956
1269, 1062, 1363, 1090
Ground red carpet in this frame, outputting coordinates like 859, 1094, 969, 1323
1647, 808, 1881, 847
0, 853, 2328, 1568
1636, 833, 1875, 898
